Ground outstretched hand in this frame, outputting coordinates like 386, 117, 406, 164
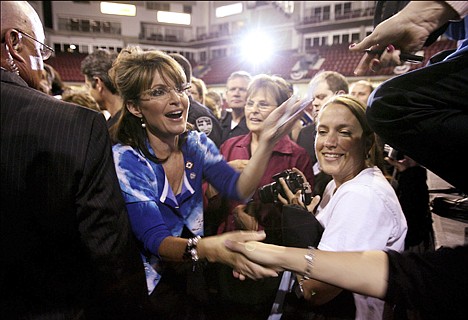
224, 238, 287, 280
348, 1, 457, 75
201, 231, 280, 280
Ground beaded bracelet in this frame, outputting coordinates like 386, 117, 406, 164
183, 235, 201, 262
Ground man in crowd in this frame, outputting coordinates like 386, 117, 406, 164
349, 79, 374, 106
1, 2, 148, 318
81, 49, 122, 128
220, 71, 251, 144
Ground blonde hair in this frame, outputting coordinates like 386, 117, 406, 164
205, 92, 222, 119
320, 95, 386, 173
62, 90, 100, 112
191, 77, 207, 104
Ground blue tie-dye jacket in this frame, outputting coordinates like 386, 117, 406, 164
113, 131, 241, 293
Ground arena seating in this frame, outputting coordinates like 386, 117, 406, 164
46, 52, 87, 82
46, 39, 458, 85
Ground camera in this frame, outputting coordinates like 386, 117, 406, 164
258, 169, 312, 205
384, 144, 404, 160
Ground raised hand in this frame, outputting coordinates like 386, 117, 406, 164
261, 95, 312, 145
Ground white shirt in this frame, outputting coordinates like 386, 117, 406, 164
316, 166, 407, 319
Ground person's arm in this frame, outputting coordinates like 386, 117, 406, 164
236, 95, 311, 198
224, 240, 389, 299
350, 1, 460, 75
114, 145, 278, 280
297, 277, 344, 305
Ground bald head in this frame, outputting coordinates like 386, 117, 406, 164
1, 1, 46, 90
1, 1, 42, 37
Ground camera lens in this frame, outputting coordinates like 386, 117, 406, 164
258, 182, 277, 203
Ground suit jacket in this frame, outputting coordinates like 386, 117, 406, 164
0, 70, 148, 319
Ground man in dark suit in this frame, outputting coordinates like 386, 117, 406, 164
1, 2, 148, 319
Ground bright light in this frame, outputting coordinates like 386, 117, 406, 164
241, 30, 273, 66
157, 11, 191, 25
216, 3, 243, 18
100, 2, 136, 16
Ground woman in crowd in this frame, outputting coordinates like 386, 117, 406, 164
108, 46, 307, 319
232, 95, 407, 319
206, 74, 314, 319
205, 90, 223, 119
61, 89, 101, 112
213, 74, 313, 238
189, 76, 207, 105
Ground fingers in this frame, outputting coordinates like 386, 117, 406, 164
232, 270, 246, 281
224, 238, 244, 253
353, 45, 404, 75
306, 195, 321, 213
353, 53, 376, 76
227, 230, 266, 243
241, 259, 279, 279
225, 241, 279, 279
277, 193, 289, 205
272, 96, 308, 130
290, 190, 303, 206
349, 33, 383, 53
278, 178, 296, 200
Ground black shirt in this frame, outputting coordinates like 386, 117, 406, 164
188, 97, 222, 147
220, 111, 249, 145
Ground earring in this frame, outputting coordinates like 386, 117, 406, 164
5, 44, 19, 76
141, 118, 146, 128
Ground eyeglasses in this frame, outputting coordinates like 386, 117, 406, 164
16, 30, 54, 60
245, 101, 277, 112
139, 84, 191, 101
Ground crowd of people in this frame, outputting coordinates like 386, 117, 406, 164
1, 1, 467, 320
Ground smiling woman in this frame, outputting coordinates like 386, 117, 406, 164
107, 47, 309, 320
263, 95, 407, 319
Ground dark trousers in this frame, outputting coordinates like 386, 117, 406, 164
367, 53, 468, 193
